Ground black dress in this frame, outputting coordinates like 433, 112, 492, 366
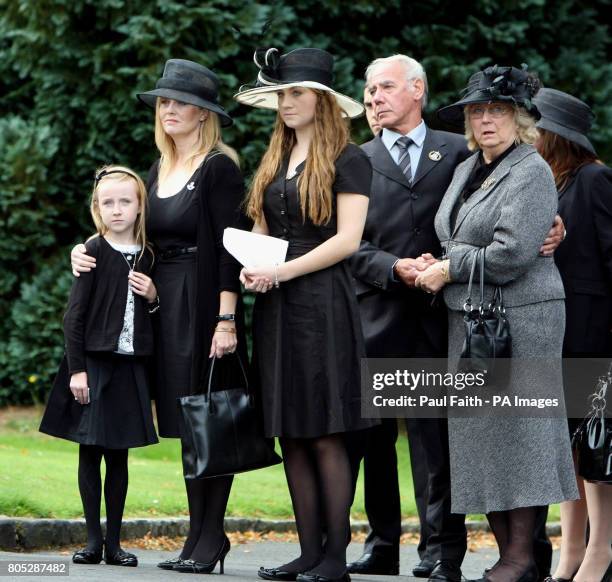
146, 153, 247, 438
253, 143, 377, 438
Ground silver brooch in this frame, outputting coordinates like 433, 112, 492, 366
428, 150, 442, 161
481, 177, 496, 190
186, 182, 195, 191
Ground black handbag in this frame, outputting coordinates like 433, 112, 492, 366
178, 355, 282, 479
572, 363, 612, 483
459, 248, 512, 380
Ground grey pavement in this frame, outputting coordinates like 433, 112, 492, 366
0, 541, 559, 582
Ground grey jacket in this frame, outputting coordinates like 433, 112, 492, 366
435, 144, 565, 310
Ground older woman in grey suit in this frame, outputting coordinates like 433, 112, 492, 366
416, 66, 579, 582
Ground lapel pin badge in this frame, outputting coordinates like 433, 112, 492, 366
186, 182, 196, 191
428, 150, 442, 161
481, 177, 496, 190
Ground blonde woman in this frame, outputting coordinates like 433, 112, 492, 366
235, 48, 376, 582
71, 60, 246, 574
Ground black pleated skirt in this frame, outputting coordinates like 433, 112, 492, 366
40, 353, 158, 449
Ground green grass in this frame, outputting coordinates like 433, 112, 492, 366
0, 407, 416, 520
0, 407, 558, 522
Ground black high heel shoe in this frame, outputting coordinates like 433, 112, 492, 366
258, 567, 300, 581
296, 571, 350, 582
259, 559, 323, 581
157, 555, 185, 570
103, 545, 138, 567
72, 547, 103, 565
173, 536, 230, 574
474, 564, 538, 582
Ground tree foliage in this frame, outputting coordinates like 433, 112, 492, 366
1, 0, 610, 403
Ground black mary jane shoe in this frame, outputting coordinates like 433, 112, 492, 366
259, 567, 300, 581
296, 571, 351, 582
543, 576, 573, 582
157, 555, 185, 570
103, 547, 138, 567
72, 547, 103, 565
173, 536, 230, 574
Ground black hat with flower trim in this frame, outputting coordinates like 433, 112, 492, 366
234, 47, 364, 119
437, 64, 541, 126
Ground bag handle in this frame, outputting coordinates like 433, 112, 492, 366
464, 248, 482, 312
206, 353, 250, 402
464, 247, 506, 315
478, 247, 486, 312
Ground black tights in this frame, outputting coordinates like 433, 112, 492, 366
276, 434, 352, 578
179, 442, 234, 562
78, 445, 128, 554
486, 507, 537, 582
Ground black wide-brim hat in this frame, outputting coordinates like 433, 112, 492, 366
234, 47, 364, 119
137, 59, 233, 127
533, 88, 596, 155
438, 64, 541, 126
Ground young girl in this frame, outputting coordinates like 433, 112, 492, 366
235, 47, 375, 582
40, 166, 159, 567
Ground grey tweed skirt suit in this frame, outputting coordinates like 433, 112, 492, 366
434, 144, 579, 513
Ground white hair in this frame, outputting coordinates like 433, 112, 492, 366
365, 54, 429, 109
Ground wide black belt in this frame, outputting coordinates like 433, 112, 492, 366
158, 246, 197, 260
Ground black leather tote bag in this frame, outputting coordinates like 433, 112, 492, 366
178, 355, 282, 479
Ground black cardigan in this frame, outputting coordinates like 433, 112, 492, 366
554, 162, 612, 355
147, 152, 250, 394
64, 236, 155, 374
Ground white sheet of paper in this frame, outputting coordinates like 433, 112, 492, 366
223, 228, 289, 267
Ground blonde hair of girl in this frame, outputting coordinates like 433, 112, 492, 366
90, 165, 151, 264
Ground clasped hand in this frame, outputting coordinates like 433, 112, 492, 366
240, 266, 276, 293
394, 254, 438, 287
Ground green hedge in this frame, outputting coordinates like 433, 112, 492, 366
1, 0, 610, 404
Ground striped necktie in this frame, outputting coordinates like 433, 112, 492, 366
396, 136, 413, 183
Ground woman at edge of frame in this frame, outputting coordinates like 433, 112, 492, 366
534, 87, 612, 582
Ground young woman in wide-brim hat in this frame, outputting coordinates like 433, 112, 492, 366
71, 58, 248, 574
236, 47, 377, 582
534, 87, 612, 582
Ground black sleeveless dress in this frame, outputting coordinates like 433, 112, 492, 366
146, 154, 246, 438
252, 144, 378, 438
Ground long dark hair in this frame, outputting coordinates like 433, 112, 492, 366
537, 129, 599, 191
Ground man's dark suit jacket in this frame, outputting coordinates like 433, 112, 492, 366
350, 127, 470, 358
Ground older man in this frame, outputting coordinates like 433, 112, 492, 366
347, 55, 562, 582
347, 54, 469, 582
